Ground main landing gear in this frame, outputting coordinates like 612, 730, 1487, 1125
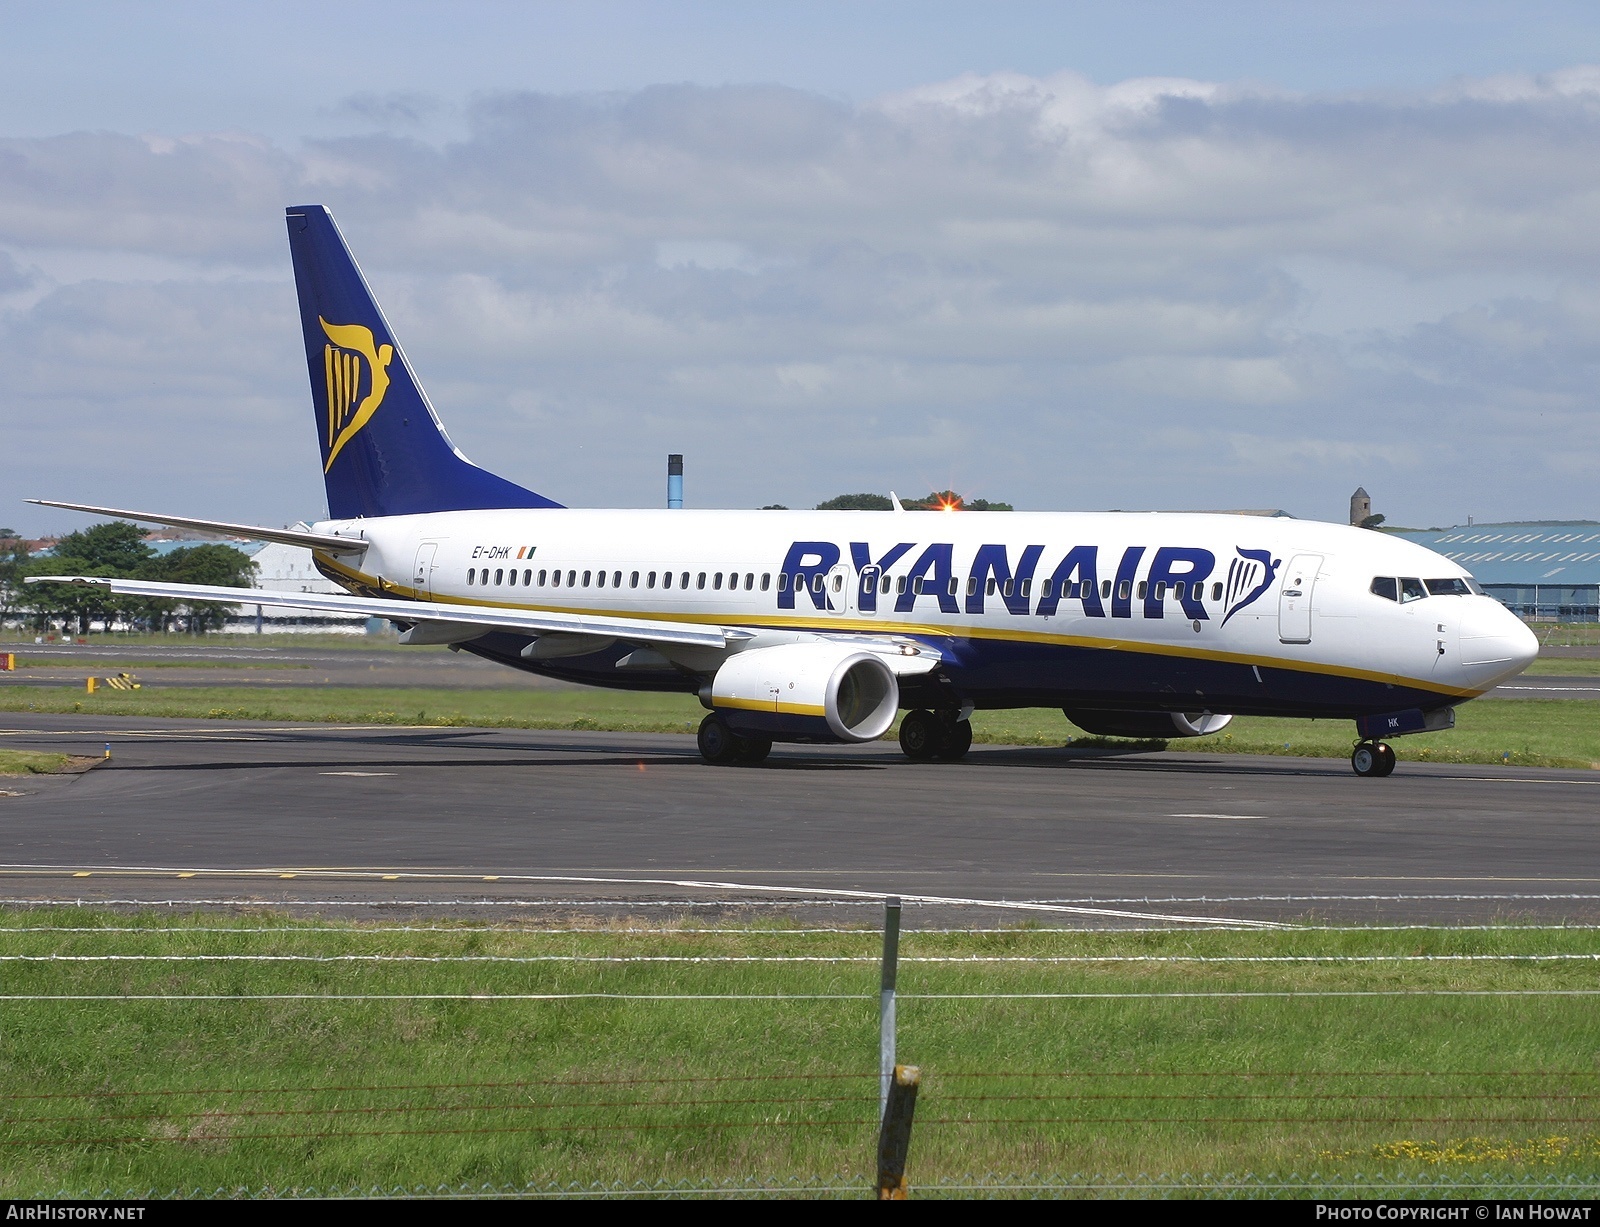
1351, 741, 1397, 778
899, 709, 973, 763
696, 713, 772, 766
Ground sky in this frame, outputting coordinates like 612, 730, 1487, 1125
5, 1, 1600, 535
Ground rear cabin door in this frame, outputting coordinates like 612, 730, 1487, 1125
412, 542, 440, 598
1277, 553, 1322, 644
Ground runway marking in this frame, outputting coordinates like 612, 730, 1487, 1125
7, 924, 1600, 935
319, 771, 395, 778
0, 867, 1286, 928
1170, 813, 1271, 820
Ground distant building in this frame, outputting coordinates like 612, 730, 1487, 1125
1350, 487, 1371, 527
1392, 522, 1600, 621
221, 540, 372, 634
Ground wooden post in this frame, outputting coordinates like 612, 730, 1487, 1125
879, 896, 900, 1119
875, 1063, 921, 1200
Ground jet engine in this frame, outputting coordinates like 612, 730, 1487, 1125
1062, 708, 1233, 739
709, 643, 899, 743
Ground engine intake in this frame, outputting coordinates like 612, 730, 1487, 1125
710, 643, 899, 743
1062, 708, 1233, 739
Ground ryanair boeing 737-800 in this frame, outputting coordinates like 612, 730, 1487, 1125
29, 206, 1539, 776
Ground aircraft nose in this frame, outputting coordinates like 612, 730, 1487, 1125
1460, 598, 1539, 673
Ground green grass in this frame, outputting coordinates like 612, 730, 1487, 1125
1, 682, 1596, 768
1527, 658, 1600, 676
0, 750, 73, 775
0, 632, 399, 650
2, 910, 1600, 1197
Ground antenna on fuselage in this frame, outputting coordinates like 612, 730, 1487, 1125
668, 454, 684, 509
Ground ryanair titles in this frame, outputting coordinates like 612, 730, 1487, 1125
778, 541, 1280, 623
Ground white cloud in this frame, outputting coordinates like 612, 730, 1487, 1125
4, 68, 1600, 529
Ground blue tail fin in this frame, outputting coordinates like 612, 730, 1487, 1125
285, 205, 561, 519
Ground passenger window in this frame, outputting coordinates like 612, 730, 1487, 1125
966, 577, 978, 596
507, 569, 517, 587
777, 573, 788, 592
662, 572, 671, 589
713, 573, 722, 590
1153, 581, 1165, 600
1136, 581, 1146, 599
897, 576, 906, 595
567, 570, 576, 587
986, 578, 996, 596
697, 573, 707, 590
1400, 577, 1426, 603
1020, 579, 1031, 598
913, 577, 924, 595
1370, 577, 1398, 602
947, 578, 958, 596
761, 574, 771, 591
538, 569, 547, 585
523, 569, 532, 585
1002, 579, 1013, 598
681, 572, 690, 589
833, 574, 844, 592
813, 574, 825, 593
1173, 581, 1184, 600
1041, 579, 1053, 598
614, 571, 622, 587
1211, 582, 1222, 601
1102, 580, 1113, 599
880, 575, 891, 594
644, 571, 653, 588
596, 571, 605, 588
494, 568, 503, 585
467, 568, 475, 585
630, 571, 639, 588
582, 570, 591, 587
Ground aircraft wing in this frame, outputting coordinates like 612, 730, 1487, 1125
25, 576, 734, 650
26, 500, 368, 555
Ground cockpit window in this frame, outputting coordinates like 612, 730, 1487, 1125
1399, 577, 1427, 603
1370, 577, 1398, 602
1425, 578, 1472, 596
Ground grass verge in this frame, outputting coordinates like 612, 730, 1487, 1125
3, 683, 1595, 770
0, 749, 78, 775
2, 910, 1600, 1197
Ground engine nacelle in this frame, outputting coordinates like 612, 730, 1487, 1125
1062, 708, 1233, 739
710, 643, 899, 743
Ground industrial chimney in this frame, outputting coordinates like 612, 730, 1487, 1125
667, 454, 683, 509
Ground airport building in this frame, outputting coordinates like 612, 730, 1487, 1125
1391, 523, 1600, 621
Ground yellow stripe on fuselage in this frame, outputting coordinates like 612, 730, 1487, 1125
710, 696, 827, 717
314, 554, 1486, 701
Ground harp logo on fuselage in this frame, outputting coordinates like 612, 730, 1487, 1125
320, 317, 393, 473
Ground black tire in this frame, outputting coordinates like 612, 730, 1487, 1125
1351, 743, 1379, 777
697, 713, 740, 765
1374, 742, 1397, 777
935, 718, 973, 761
899, 709, 943, 761
736, 735, 773, 765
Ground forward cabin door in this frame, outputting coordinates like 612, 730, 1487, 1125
1277, 554, 1322, 644
412, 542, 440, 598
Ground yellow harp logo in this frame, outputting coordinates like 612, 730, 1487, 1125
320, 318, 394, 472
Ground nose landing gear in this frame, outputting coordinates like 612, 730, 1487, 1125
1351, 741, 1397, 777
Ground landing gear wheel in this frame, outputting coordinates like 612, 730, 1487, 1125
735, 735, 772, 765
935, 718, 973, 762
1374, 742, 1397, 777
1351, 741, 1396, 777
697, 713, 740, 765
899, 709, 943, 761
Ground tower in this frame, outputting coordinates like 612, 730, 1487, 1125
1350, 487, 1371, 527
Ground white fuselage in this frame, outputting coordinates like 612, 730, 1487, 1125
309, 508, 1538, 719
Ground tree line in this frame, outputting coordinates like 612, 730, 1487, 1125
0, 522, 255, 635
764, 491, 1015, 512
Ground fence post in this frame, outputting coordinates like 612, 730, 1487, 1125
876, 1064, 921, 1200
879, 896, 900, 1120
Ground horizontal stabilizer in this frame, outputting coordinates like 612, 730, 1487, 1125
25, 575, 731, 651
27, 500, 368, 555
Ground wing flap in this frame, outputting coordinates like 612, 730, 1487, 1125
25, 576, 729, 650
